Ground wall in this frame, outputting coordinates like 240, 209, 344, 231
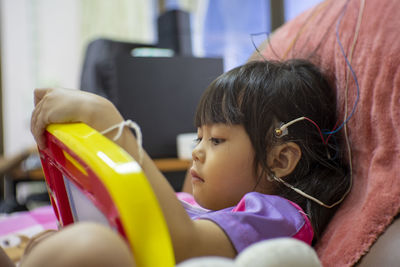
0, 0, 154, 156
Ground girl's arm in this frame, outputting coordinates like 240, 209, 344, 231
31, 88, 236, 263
0, 247, 15, 267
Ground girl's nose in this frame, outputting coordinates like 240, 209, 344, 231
192, 145, 205, 162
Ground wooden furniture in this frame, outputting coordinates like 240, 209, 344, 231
3, 149, 191, 202
10, 157, 190, 180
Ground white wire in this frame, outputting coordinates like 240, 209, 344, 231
275, 117, 306, 138
281, 117, 306, 131
271, 174, 344, 209
101, 120, 143, 165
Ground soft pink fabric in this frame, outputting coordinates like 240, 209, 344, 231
176, 192, 202, 207
0, 206, 58, 237
257, 0, 400, 266
232, 198, 246, 212
289, 201, 314, 246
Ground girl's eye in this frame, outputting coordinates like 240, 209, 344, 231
194, 137, 202, 144
209, 137, 225, 145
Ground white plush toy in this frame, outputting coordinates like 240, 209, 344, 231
177, 238, 322, 267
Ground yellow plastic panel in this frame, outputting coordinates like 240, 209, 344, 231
46, 123, 175, 267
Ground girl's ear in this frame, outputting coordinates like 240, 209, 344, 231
267, 142, 301, 178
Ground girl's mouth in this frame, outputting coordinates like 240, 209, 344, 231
190, 168, 204, 183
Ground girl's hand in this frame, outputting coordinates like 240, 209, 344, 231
31, 88, 123, 149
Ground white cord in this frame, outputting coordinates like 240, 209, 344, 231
271, 173, 345, 209
275, 117, 306, 138
101, 120, 143, 165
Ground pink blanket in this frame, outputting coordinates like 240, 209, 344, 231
256, 0, 400, 266
0, 206, 57, 238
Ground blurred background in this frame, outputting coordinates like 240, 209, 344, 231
0, 0, 323, 210
0, 0, 322, 156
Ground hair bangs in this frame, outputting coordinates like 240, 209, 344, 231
195, 72, 244, 127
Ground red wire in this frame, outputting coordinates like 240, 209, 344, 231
286, 117, 340, 145
303, 117, 326, 144
325, 120, 340, 145
303, 117, 339, 145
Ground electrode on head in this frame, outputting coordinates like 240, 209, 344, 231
274, 123, 289, 138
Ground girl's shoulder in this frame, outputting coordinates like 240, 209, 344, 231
178, 192, 313, 252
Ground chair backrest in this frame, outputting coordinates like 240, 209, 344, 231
39, 123, 175, 267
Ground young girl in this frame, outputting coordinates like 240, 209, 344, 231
6, 59, 349, 266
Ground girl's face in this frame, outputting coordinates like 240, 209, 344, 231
190, 123, 260, 210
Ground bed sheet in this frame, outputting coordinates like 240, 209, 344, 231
0, 205, 58, 262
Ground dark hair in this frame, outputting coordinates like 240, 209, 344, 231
194, 59, 350, 241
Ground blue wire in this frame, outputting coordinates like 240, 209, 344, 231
323, 0, 360, 135
250, 32, 281, 61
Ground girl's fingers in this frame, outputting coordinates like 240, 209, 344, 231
31, 99, 41, 133
31, 88, 109, 149
31, 96, 49, 149
34, 88, 51, 106
31, 113, 46, 149
31, 88, 79, 149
